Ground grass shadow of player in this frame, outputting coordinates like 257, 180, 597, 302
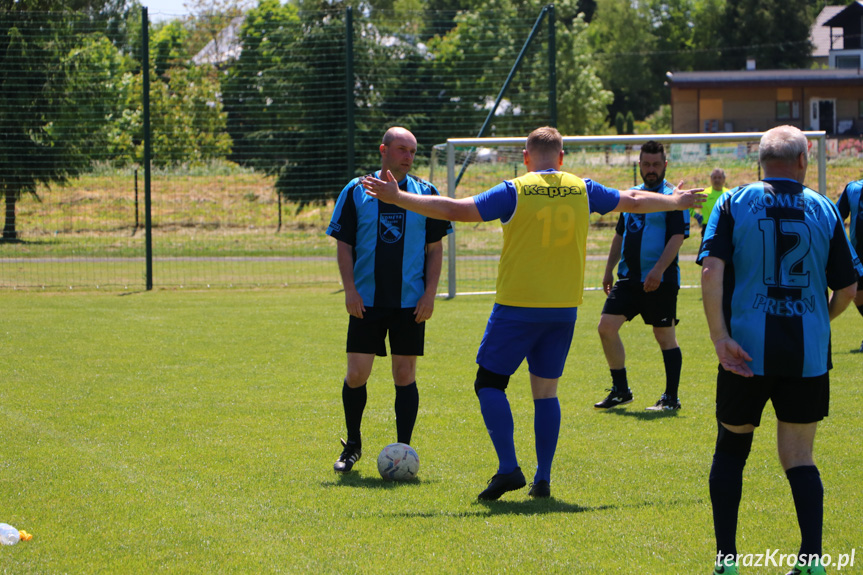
474, 499, 614, 516
322, 473, 425, 490
597, 408, 681, 421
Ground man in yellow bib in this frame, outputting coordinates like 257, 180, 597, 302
692, 168, 730, 236
362, 127, 704, 500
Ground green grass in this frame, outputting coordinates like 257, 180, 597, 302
1, 288, 861, 573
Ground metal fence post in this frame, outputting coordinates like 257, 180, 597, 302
548, 3, 556, 128
142, 7, 153, 290
345, 6, 355, 182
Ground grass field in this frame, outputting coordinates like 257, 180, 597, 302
1, 287, 861, 573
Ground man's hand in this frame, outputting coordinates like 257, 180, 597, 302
672, 181, 706, 210
602, 270, 615, 295
643, 267, 662, 292
362, 170, 401, 204
713, 337, 754, 377
345, 287, 365, 319
413, 291, 435, 323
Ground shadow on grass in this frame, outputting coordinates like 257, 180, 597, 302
473, 498, 613, 516
321, 474, 426, 489
596, 408, 682, 421
0, 238, 42, 245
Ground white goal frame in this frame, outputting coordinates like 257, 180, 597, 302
434, 131, 828, 299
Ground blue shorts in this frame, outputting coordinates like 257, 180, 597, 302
476, 308, 576, 379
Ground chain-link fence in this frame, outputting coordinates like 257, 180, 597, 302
0, 5, 563, 290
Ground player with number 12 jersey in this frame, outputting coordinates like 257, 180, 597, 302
698, 179, 862, 377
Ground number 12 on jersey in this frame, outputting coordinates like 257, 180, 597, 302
758, 218, 811, 289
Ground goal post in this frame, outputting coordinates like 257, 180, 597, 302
429, 131, 828, 299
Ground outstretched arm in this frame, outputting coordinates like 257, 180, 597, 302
362, 170, 483, 222
702, 256, 753, 377
616, 181, 705, 213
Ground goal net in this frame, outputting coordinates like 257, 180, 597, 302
428, 132, 828, 298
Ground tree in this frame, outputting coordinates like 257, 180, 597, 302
552, 3, 612, 134
221, 0, 303, 173
223, 0, 399, 203
182, 0, 251, 57
589, 0, 662, 123
423, 0, 610, 139
0, 11, 126, 239
718, 0, 813, 70
689, 0, 725, 71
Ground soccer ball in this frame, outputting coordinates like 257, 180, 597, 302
377, 443, 419, 481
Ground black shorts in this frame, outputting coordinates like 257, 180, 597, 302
601, 279, 680, 327
715, 367, 829, 426
346, 307, 425, 357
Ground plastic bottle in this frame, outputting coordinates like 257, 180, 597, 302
0, 523, 20, 545
0, 523, 31, 546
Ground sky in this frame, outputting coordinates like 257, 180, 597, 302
139, 0, 191, 21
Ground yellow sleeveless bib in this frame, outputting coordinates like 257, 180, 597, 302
496, 171, 590, 308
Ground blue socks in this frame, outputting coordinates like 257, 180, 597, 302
533, 397, 561, 483
476, 388, 518, 474
476, 388, 562, 483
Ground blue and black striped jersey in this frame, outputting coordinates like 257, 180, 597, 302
615, 180, 690, 285
836, 179, 863, 253
698, 179, 863, 377
326, 172, 453, 309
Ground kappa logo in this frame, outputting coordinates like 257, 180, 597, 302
379, 213, 405, 243
626, 213, 645, 233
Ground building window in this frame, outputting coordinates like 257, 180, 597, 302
776, 101, 800, 120
836, 55, 861, 69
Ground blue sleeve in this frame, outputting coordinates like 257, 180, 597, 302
419, 180, 454, 243
697, 193, 733, 266
836, 186, 850, 220
474, 181, 517, 222
326, 180, 358, 245
585, 179, 620, 215
614, 213, 625, 236
666, 209, 688, 238
826, 202, 863, 288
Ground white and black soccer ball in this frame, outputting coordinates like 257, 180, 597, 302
377, 442, 419, 481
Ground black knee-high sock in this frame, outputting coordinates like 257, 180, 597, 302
709, 427, 753, 564
610, 368, 628, 393
395, 382, 419, 445
662, 347, 682, 399
710, 451, 745, 562
342, 381, 367, 448
786, 465, 823, 561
